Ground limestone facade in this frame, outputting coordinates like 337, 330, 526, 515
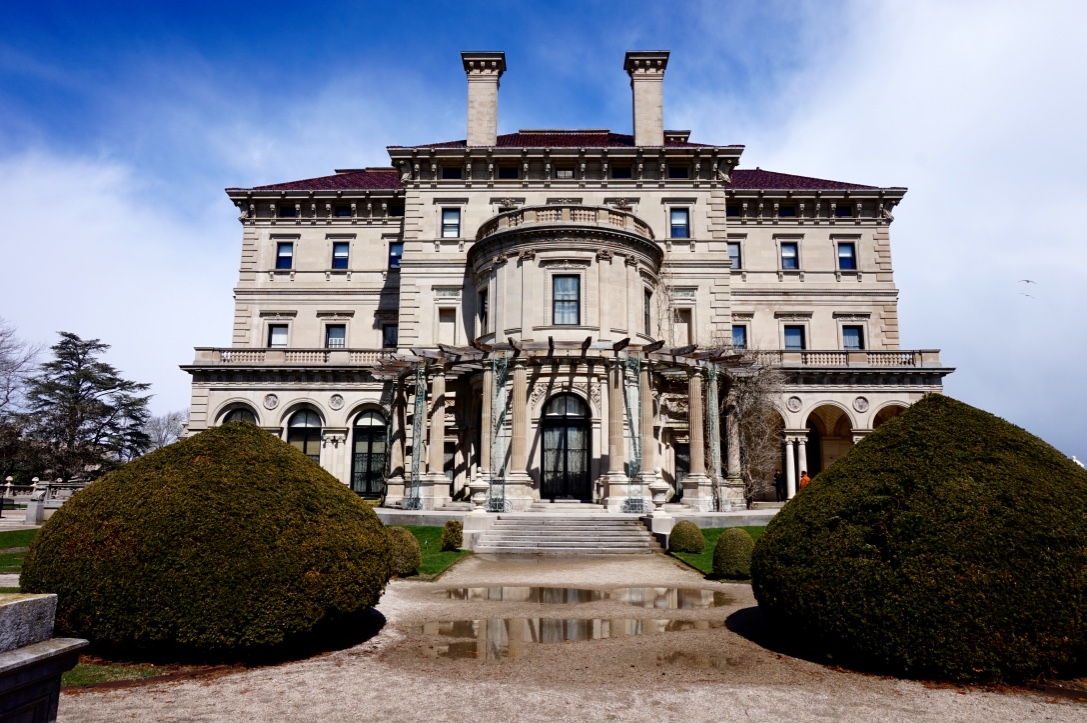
183, 50, 952, 511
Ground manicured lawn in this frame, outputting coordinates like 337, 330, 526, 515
62, 661, 163, 687
402, 526, 471, 578
670, 526, 764, 576
0, 529, 37, 549
0, 551, 26, 574
0, 587, 21, 594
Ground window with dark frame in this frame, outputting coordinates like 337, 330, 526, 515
334, 205, 351, 217
732, 325, 747, 350
555, 167, 575, 179
388, 203, 405, 217
388, 241, 403, 269
331, 241, 349, 269
552, 275, 580, 325
382, 324, 399, 348
478, 290, 489, 335
779, 205, 796, 217
668, 165, 690, 179
497, 166, 518, 179
726, 204, 740, 217
442, 167, 463, 180
277, 205, 297, 218
780, 242, 799, 270
843, 325, 865, 351
644, 290, 653, 336
267, 324, 288, 348
441, 208, 461, 238
670, 208, 690, 238
728, 242, 742, 270
784, 325, 806, 351
611, 165, 633, 179
835, 203, 853, 217
275, 242, 294, 270
837, 242, 857, 270
325, 325, 346, 349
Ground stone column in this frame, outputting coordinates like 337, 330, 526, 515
797, 434, 808, 480
785, 437, 797, 499
722, 385, 745, 508
422, 366, 451, 509
641, 362, 672, 530
681, 368, 713, 511
385, 378, 407, 505
602, 358, 629, 511
504, 357, 533, 509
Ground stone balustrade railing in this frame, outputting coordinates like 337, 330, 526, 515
192, 348, 392, 365
748, 349, 943, 368
476, 204, 655, 241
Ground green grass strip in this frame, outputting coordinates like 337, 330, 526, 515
0, 529, 37, 549
62, 663, 163, 687
670, 526, 764, 576
401, 526, 471, 578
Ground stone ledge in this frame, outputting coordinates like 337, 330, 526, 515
0, 594, 56, 654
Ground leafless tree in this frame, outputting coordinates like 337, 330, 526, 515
725, 361, 787, 508
0, 317, 42, 416
144, 410, 188, 450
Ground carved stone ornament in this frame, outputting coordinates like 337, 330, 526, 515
529, 379, 602, 413
263, 394, 280, 410
518, 249, 536, 261
786, 396, 803, 413
596, 249, 613, 261
329, 394, 345, 410
853, 396, 870, 413
539, 259, 591, 270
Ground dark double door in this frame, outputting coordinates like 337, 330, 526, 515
540, 395, 591, 502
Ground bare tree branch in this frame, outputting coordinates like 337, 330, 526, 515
0, 317, 42, 416
144, 410, 189, 450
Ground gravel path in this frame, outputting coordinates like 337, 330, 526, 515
59, 554, 1083, 722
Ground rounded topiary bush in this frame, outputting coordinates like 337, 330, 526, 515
713, 528, 754, 579
670, 520, 705, 553
441, 519, 463, 552
752, 394, 1087, 683
21, 422, 392, 659
387, 526, 421, 576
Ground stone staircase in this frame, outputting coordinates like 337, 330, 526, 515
473, 514, 662, 555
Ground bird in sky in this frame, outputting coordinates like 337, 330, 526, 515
1019, 279, 1036, 284
1020, 293, 1035, 299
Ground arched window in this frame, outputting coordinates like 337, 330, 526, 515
541, 394, 591, 502
351, 411, 388, 497
287, 409, 322, 463
223, 407, 258, 425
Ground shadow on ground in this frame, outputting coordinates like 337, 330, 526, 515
725, 606, 838, 668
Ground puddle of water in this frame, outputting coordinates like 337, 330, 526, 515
443, 587, 603, 604
611, 588, 733, 609
413, 618, 724, 660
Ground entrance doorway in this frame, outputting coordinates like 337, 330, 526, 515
540, 394, 591, 502
351, 410, 388, 496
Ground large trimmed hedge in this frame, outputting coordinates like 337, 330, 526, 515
21, 422, 392, 658
752, 395, 1087, 682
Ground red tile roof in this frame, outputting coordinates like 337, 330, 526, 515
730, 168, 899, 191
228, 168, 404, 193
390, 130, 726, 149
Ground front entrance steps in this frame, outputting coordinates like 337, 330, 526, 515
528, 500, 607, 512
473, 514, 662, 555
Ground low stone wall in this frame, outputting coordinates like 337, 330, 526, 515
671, 510, 778, 528
375, 510, 467, 528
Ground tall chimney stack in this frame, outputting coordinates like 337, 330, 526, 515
624, 51, 670, 147
461, 51, 506, 147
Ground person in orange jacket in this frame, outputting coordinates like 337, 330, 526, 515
800, 470, 811, 488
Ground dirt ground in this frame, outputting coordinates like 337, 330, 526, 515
59, 554, 1084, 722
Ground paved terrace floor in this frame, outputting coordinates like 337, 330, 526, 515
60, 554, 1081, 722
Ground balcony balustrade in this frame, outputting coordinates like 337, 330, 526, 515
476, 204, 655, 242
192, 348, 393, 366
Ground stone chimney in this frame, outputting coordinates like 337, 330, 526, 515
624, 51, 670, 147
462, 51, 506, 147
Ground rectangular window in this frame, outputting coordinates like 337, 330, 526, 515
726, 204, 740, 217
441, 208, 461, 238
843, 325, 865, 351
388, 241, 403, 269
644, 290, 653, 336
478, 290, 489, 335
674, 308, 692, 346
835, 203, 853, 217
382, 324, 399, 348
780, 242, 799, 270
837, 242, 857, 270
388, 203, 405, 217
267, 324, 288, 348
728, 242, 742, 270
732, 325, 748, 350
670, 208, 690, 238
442, 166, 463, 180
277, 205, 297, 218
331, 241, 349, 269
275, 242, 294, 270
784, 325, 806, 351
668, 165, 690, 179
611, 165, 633, 179
555, 167, 574, 179
334, 205, 351, 217
497, 166, 518, 179
438, 308, 456, 346
325, 325, 346, 349
553, 275, 580, 325
779, 205, 796, 217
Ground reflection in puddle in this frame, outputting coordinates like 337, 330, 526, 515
611, 588, 733, 609
413, 618, 725, 660
444, 587, 603, 604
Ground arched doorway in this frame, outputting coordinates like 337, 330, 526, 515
541, 394, 591, 502
287, 409, 322, 463
873, 405, 906, 430
804, 405, 855, 472
222, 406, 258, 425
351, 410, 388, 497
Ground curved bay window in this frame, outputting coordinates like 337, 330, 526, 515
287, 410, 322, 463
351, 411, 388, 497
222, 407, 257, 425
541, 394, 591, 502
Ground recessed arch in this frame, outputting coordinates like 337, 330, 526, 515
803, 403, 857, 475
540, 393, 591, 502
351, 408, 389, 497
286, 408, 323, 462
873, 403, 909, 430
214, 400, 261, 426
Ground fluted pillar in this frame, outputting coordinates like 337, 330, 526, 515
722, 384, 745, 508
384, 377, 407, 505
504, 357, 533, 509
681, 368, 713, 511
797, 434, 808, 481
639, 362, 657, 477
479, 365, 493, 477
421, 366, 451, 509
785, 437, 797, 499
600, 358, 629, 511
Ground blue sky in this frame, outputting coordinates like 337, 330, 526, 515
1, 1, 1085, 458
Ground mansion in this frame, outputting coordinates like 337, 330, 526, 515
182, 51, 951, 512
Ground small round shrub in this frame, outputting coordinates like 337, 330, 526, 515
713, 528, 754, 579
752, 395, 1087, 683
441, 519, 463, 552
387, 526, 422, 576
21, 422, 392, 659
670, 520, 705, 553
